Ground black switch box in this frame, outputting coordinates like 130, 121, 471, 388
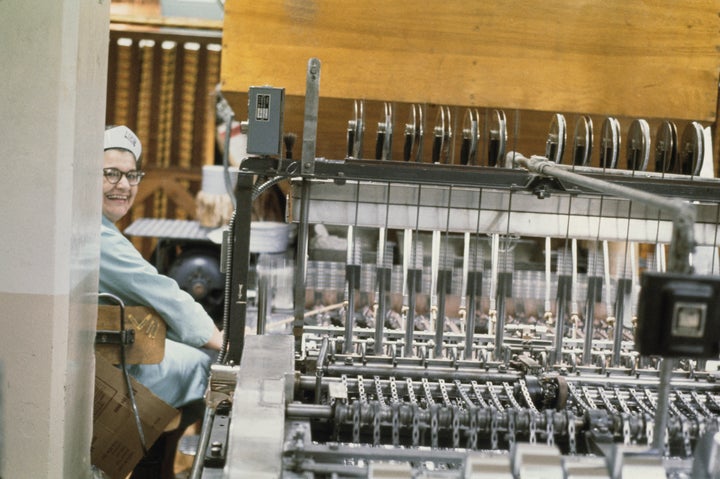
636, 272, 720, 358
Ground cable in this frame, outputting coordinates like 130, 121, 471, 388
217, 174, 288, 364
98, 292, 148, 455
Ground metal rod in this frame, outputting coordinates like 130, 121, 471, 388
653, 358, 675, 451
189, 406, 216, 479
511, 153, 695, 272
257, 275, 269, 335
293, 59, 321, 338
544, 237, 552, 316
314, 336, 329, 404
294, 180, 311, 338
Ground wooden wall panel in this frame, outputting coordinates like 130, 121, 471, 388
222, 0, 720, 121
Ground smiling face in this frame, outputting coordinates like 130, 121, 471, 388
102, 148, 138, 223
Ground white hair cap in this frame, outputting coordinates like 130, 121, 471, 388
104, 125, 142, 161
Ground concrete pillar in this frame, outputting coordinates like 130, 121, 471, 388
0, 1, 110, 477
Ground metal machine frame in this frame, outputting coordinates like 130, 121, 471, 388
194, 58, 720, 479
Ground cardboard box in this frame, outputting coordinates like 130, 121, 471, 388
91, 356, 179, 479
96, 305, 167, 365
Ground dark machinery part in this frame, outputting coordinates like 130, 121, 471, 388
167, 246, 225, 325
637, 272, 720, 358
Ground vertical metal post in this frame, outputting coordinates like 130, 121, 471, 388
227, 172, 254, 364
652, 213, 695, 451
294, 58, 321, 339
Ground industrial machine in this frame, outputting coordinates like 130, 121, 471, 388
190, 59, 720, 478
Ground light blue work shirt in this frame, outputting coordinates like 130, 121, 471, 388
99, 215, 215, 407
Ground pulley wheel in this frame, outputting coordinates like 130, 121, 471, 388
487, 109, 507, 167
572, 115, 593, 166
625, 119, 650, 171
679, 121, 704, 176
653, 120, 678, 174
545, 113, 567, 163
599, 117, 621, 169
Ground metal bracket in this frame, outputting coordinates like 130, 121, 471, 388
95, 328, 135, 346
523, 174, 568, 199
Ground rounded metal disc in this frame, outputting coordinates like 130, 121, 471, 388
653, 120, 677, 173
545, 113, 567, 163
599, 117, 621, 169
460, 108, 480, 165
488, 109, 507, 167
679, 121, 704, 176
431, 106, 452, 164
572, 115, 593, 166
625, 119, 650, 171
403, 104, 424, 162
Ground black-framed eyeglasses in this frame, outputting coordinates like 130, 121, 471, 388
103, 167, 145, 186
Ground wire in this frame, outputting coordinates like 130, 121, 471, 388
217, 174, 288, 364
98, 292, 148, 455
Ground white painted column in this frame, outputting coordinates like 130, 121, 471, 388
0, 1, 110, 477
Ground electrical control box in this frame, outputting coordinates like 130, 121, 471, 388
636, 272, 720, 358
247, 86, 285, 156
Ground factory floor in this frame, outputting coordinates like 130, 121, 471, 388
173, 424, 198, 478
